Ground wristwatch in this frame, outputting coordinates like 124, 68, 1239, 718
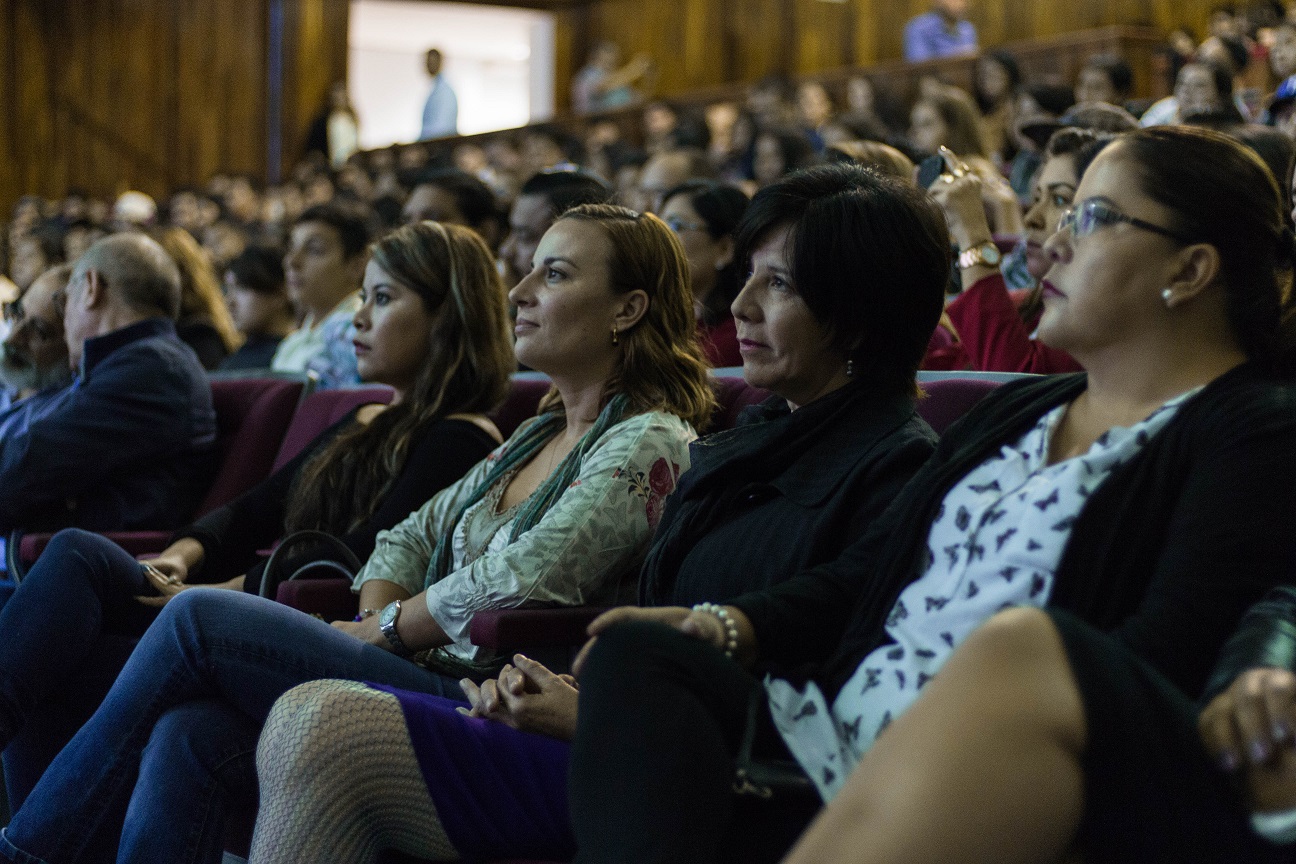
378, 600, 412, 656
957, 240, 1002, 270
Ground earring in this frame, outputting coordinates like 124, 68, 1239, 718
611, 325, 619, 346
846, 359, 854, 378
1161, 288, 1173, 307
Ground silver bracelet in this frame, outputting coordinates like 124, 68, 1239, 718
693, 602, 739, 659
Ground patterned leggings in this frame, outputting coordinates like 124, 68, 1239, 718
250, 680, 457, 863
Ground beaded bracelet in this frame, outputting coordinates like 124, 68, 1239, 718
693, 602, 739, 659
353, 608, 381, 622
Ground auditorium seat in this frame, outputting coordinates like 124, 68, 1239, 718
916, 377, 1005, 434
8, 376, 309, 579
272, 384, 395, 470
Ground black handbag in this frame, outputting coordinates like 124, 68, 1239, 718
732, 686, 820, 801
258, 529, 363, 599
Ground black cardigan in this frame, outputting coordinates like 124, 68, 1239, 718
730, 364, 1296, 703
638, 385, 937, 614
176, 410, 498, 591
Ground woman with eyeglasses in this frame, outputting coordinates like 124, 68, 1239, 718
659, 180, 750, 367
563, 125, 1296, 864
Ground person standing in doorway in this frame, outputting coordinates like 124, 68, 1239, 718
420, 48, 458, 140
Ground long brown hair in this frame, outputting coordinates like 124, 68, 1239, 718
152, 226, 243, 351
537, 204, 716, 432
285, 221, 514, 535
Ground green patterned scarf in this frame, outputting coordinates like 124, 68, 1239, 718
421, 392, 632, 592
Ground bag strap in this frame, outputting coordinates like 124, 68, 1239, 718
259, 530, 363, 598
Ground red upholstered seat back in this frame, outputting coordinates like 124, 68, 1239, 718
272, 386, 395, 472
491, 376, 552, 439
916, 377, 1001, 435
197, 378, 307, 515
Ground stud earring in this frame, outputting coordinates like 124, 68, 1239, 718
1161, 288, 1173, 307
611, 325, 619, 346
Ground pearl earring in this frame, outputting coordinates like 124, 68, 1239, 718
1161, 288, 1173, 307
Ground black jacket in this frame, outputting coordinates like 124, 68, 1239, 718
731, 364, 1296, 702
639, 381, 937, 619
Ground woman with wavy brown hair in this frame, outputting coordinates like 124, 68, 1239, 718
0, 204, 710, 864
0, 220, 513, 809
153, 225, 244, 369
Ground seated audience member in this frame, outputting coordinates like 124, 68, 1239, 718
401, 169, 503, 251
1074, 53, 1135, 107
752, 129, 816, 188
0, 221, 514, 808
1142, 59, 1246, 127
933, 130, 1109, 373
0, 203, 712, 864
1270, 20, 1296, 86
6, 222, 65, 292
245, 161, 952, 864
154, 226, 242, 370
0, 265, 73, 419
1006, 83, 1077, 200
782, 586, 1296, 863
903, 0, 977, 62
909, 86, 1024, 235
1267, 74, 1296, 138
0, 233, 216, 535
219, 246, 296, 371
825, 140, 916, 180
972, 50, 1023, 162
559, 127, 1296, 863
659, 180, 749, 366
796, 81, 836, 153
630, 148, 715, 213
271, 202, 372, 388
499, 169, 612, 288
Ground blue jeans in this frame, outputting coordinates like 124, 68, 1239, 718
0, 581, 463, 864
0, 529, 161, 810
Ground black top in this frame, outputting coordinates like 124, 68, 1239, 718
176, 320, 231, 371
218, 335, 284, 372
176, 409, 498, 592
640, 383, 936, 632
730, 364, 1296, 703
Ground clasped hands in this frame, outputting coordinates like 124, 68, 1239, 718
454, 605, 748, 742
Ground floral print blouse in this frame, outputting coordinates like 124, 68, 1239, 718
769, 387, 1199, 801
353, 410, 695, 661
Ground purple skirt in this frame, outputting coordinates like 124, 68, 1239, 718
366, 683, 576, 862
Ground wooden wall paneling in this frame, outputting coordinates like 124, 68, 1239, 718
279, 0, 349, 175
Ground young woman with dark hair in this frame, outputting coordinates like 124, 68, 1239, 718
0, 205, 711, 864
563, 126, 1296, 864
0, 221, 515, 809
659, 179, 750, 366
242, 162, 951, 864
932, 128, 1110, 373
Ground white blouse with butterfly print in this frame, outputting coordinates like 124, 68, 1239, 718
767, 386, 1202, 801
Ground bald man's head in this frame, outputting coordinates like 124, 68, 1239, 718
64, 233, 182, 368
72, 233, 182, 320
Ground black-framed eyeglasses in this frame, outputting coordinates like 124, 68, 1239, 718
1056, 198, 1192, 245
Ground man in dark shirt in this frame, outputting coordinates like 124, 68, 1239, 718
0, 233, 217, 532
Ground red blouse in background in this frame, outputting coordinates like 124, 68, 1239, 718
697, 316, 742, 368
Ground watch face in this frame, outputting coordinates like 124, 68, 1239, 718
379, 601, 399, 627
981, 244, 1002, 265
